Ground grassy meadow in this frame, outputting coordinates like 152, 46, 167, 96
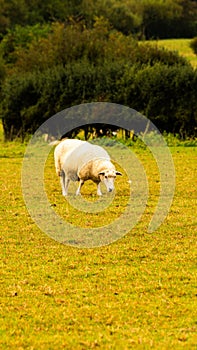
148, 38, 197, 68
0, 120, 196, 349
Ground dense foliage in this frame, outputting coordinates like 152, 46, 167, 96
0, 1, 197, 140
0, 0, 197, 39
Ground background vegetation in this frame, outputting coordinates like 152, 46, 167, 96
0, 0, 197, 140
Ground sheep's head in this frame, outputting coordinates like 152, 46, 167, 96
98, 169, 122, 192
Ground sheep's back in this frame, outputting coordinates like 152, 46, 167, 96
63, 142, 110, 180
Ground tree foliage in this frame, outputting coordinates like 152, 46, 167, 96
0, 0, 196, 38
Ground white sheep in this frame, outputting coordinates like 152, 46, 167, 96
54, 139, 122, 196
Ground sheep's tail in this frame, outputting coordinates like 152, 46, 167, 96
49, 137, 68, 146
49, 140, 61, 146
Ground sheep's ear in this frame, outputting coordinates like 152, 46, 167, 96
99, 171, 105, 176
116, 171, 122, 176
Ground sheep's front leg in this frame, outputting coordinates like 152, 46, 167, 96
76, 179, 84, 196
97, 182, 102, 196
60, 171, 70, 196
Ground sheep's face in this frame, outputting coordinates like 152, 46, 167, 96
99, 170, 122, 192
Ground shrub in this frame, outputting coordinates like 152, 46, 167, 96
1, 61, 125, 140
1, 72, 41, 141
119, 62, 197, 137
2, 59, 197, 141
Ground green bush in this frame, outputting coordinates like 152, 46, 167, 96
0, 21, 188, 75
117, 62, 197, 137
1, 59, 197, 141
1, 72, 41, 141
1, 61, 125, 140
0, 24, 51, 64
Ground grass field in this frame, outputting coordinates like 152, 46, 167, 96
0, 124, 196, 349
148, 38, 197, 68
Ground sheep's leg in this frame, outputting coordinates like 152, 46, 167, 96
97, 182, 102, 196
64, 178, 70, 196
55, 155, 61, 176
76, 179, 84, 196
60, 171, 70, 196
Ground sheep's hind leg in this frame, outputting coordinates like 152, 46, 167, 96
76, 179, 84, 196
60, 171, 70, 196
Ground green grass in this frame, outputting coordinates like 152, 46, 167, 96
148, 38, 197, 68
0, 127, 196, 349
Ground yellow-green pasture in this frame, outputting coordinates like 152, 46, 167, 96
0, 131, 196, 349
148, 38, 197, 68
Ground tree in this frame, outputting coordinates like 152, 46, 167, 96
140, 0, 197, 39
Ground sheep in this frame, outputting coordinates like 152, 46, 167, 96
54, 139, 122, 196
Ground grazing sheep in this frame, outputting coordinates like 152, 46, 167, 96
54, 139, 122, 196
